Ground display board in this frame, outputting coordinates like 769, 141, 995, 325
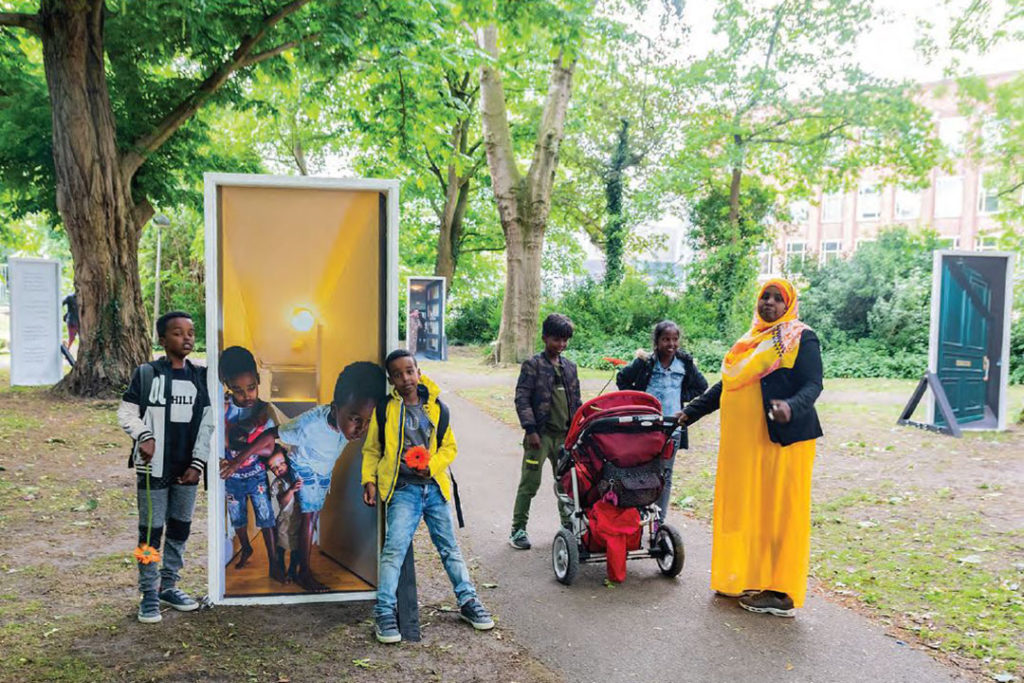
9, 258, 62, 386
204, 174, 398, 605
407, 276, 446, 361
927, 251, 1015, 431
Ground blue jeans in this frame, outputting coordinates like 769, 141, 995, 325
375, 481, 477, 619
225, 472, 275, 529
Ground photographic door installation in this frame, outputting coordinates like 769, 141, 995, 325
928, 251, 1015, 431
407, 276, 446, 361
205, 174, 398, 605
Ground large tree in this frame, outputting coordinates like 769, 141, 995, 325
477, 0, 598, 362
661, 0, 942, 332
0, 0, 422, 395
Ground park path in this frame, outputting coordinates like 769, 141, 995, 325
426, 362, 964, 683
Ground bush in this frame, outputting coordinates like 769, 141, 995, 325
448, 293, 502, 345
1011, 316, 1024, 385
542, 275, 722, 369
820, 338, 927, 379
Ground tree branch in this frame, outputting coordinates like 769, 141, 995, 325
479, 25, 523, 206
121, 0, 314, 180
0, 11, 41, 34
241, 32, 321, 67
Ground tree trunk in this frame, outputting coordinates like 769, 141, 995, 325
41, 0, 150, 396
480, 26, 574, 363
603, 119, 629, 287
434, 176, 470, 290
728, 134, 744, 235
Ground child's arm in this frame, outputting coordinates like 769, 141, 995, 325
117, 367, 155, 461
428, 418, 458, 479
513, 359, 539, 434
184, 401, 214, 483
360, 404, 384, 506
219, 428, 278, 479
278, 477, 303, 507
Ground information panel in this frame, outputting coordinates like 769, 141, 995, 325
9, 257, 62, 386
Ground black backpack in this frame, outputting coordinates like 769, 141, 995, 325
375, 399, 464, 528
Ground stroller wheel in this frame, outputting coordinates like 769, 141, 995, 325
653, 524, 685, 577
552, 528, 579, 585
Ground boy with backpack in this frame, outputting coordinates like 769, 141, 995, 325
118, 311, 213, 623
361, 349, 493, 643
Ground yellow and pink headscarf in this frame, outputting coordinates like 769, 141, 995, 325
721, 278, 811, 391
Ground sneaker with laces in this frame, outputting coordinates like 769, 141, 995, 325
459, 598, 495, 630
508, 528, 531, 550
159, 587, 199, 612
739, 590, 796, 617
138, 592, 162, 623
374, 613, 401, 644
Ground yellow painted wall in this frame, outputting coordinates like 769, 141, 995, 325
219, 186, 382, 399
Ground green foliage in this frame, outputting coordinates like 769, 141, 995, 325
820, 339, 927, 379
447, 294, 502, 345
538, 275, 720, 369
687, 179, 777, 337
138, 206, 205, 349
801, 226, 939, 353
1011, 316, 1024, 385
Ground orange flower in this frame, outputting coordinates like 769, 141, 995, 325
134, 544, 161, 565
602, 356, 627, 367
404, 445, 431, 470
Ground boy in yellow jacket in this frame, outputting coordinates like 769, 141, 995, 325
362, 349, 494, 643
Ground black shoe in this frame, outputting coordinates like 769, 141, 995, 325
508, 528, 531, 550
739, 591, 796, 617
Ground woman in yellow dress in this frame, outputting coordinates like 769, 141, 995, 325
680, 278, 823, 617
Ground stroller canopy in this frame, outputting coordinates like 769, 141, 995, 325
565, 390, 664, 448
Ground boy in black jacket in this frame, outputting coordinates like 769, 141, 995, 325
509, 314, 581, 550
118, 311, 213, 623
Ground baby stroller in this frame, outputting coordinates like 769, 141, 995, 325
552, 391, 685, 585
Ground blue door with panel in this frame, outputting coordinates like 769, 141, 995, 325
935, 259, 990, 425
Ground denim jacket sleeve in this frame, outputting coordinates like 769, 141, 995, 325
680, 354, 709, 403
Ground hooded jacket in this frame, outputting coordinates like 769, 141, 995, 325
361, 373, 457, 505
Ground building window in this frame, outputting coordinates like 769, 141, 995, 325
857, 183, 881, 220
821, 192, 843, 223
978, 173, 1002, 214
894, 188, 921, 220
820, 240, 843, 265
939, 116, 967, 157
934, 176, 964, 218
758, 244, 775, 275
785, 241, 806, 272
789, 200, 810, 224
976, 235, 999, 252
936, 236, 960, 250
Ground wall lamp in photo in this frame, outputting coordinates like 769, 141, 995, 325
290, 307, 316, 332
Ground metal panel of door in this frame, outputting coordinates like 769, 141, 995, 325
935, 259, 990, 425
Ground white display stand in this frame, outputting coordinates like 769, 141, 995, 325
204, 173, 398, 606
9, 257, 62, 386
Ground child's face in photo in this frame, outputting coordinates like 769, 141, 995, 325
656, 328, 680, 361
387, 355, 421, 400
160, 317, 195, 358
332, 398, 376, 440
267, 452, 288, 478
543, 334, 569, 358
226, 371, 259, 409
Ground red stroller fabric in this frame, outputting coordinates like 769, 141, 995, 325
588, 501, 641, 583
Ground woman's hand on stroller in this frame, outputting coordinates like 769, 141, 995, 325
674, 410, 689, 425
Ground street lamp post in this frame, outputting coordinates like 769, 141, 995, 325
151, 214, 170, 344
